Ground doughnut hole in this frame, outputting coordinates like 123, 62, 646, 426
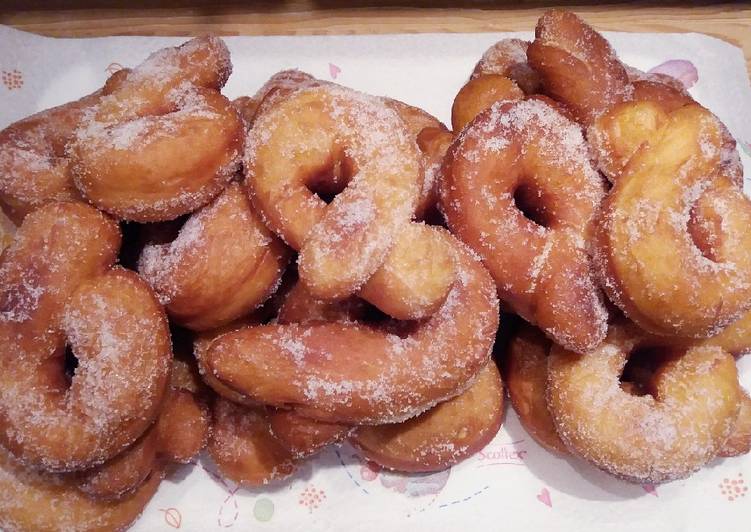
304, 149, 356, 205
512, 182, 553, 229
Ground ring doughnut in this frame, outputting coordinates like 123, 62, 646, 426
440, 98, 607, 353
203, 234, 499, 425
594, 104, 751, 337
0, 69, 130, 223
207, 398, 297, 486
70, 37, 244, 222
268, 410, 351, 459
527, 10, 632, 125
139, 182, 291, 331
451, 74, 524, 132
0, 448, 163, 532
505, 323, 568, 454
0, 202, 171, 472
352, 361, 504, 472
718, 389, 751, 457
246, 83, 455, 319
471, 38, 542, 95
547, 321, 742, 482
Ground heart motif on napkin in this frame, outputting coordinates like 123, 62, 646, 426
537, 487, 552, 507
329, 63, 341, 79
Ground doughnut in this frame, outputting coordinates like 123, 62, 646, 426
504, 324, 568, 454
268, 410, 351, 459
0, 69, 131, 223
139, 183, 291, 331
0, 202, 172, 472
718, 390, 751, 457
277, 280, 369, 325
440, 98, 607, 353
594, 104, 751, 338
78, 359, 210, 501
471, 38, 542, 95
246, 82, 455, 319
207, 398, 297, 486
384, 98, 448, 220
69, 37, 244, 222
0, 208, 15, 254
451, 74, 524, 132
76, 427, 160, 502
415, 126, 455, 222
701, 310, 751, 358
352, 361, 504, 472
527, 10, 632, 124
547, 321, 742, 483
0, 448, 163, 532
203, 234, 499, 425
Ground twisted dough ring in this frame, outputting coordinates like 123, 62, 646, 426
0, 69, 130, 223
69, 36, 244, 222
203, 234, 499, 425
548, 321, 741, 483
138, 182, 291, 331
594, 104, 751, 337
246, 83, 455, 319
440, 98, 607, 353
0, 202, 171, 472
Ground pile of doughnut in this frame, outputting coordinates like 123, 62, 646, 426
0, 8, 750, 530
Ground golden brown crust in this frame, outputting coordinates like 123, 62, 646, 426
352, 362, 504, 472
505, 324, 568, 454
451, 74, 524, 132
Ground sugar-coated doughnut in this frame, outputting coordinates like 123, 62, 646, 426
246, 82, 455, 319
352, 362, 504, 472
70, 37, 244, 222
268, 410, 351, 459
0, 202, 171, 472
451, 74, 524, 132
505, 324, 568, 454
203, 235, 499, 424
471, 38, 542, 95
527, 10, 632, 124
548, 322, 742, 483
719, 390, 751, 457
139, 183, 290, 330
0, 448, 163, 532
440, 98, 607, 353
208, 398, 297, 486
594, 104, 751, 338
0, 70, 131, 223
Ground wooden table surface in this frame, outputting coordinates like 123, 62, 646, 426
1, 1, 750, 74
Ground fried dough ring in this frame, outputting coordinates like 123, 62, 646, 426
471, 38, 542, 95
70, 37, 244, 222
451, 74, 524, 132
268, 410, 351, 459
594, 104, 751, 337
440, 98, 607, 353
527, 10, 632, 125
203, 234, 499, 425
505, 324, 568, 454
139, 183, 291, 331
207, 398, 297, 486
0, 448, 163, 532
718, 389, 751, 457
548, 322, 741, 483
352, 361, 504, 472
0, 202, 171, 472
0, 69, 131, 223
246, 83, 454, 319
